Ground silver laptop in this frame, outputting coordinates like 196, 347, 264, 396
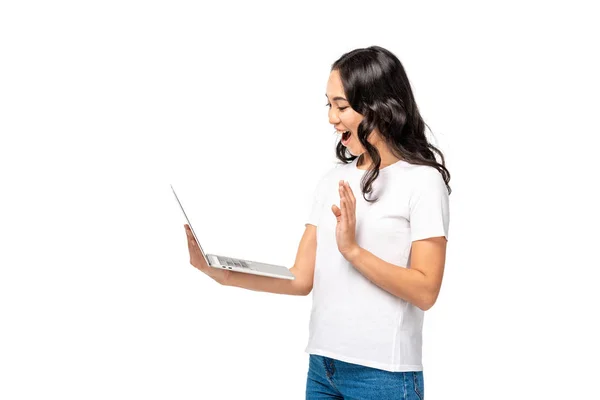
171, 184, 295, 280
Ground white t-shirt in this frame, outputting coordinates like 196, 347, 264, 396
304, 156, 450, 372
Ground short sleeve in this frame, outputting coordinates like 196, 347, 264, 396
305, 175, 327, 227
409, 168, 450, 242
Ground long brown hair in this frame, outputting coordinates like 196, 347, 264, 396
332, 45, 451, 202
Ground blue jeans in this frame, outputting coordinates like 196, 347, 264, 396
306, 354, 424, 400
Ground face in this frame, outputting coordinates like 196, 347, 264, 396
326, 69, 382, 156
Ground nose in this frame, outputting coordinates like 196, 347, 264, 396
328, 107, 341, 126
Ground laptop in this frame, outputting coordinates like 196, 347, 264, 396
171, 184, 295, 280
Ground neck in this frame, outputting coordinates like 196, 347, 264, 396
358, 147, 401, 170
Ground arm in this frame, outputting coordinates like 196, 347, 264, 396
335, 175, 448, 310
224, 224, 317, 296
346, 236, 447, 310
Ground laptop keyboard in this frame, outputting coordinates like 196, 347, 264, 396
218, 257, 250, 269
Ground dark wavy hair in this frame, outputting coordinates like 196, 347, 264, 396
332, 45, 451, 202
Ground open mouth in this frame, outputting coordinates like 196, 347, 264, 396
342, 131, 351, 141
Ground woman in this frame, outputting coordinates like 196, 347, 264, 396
184, 45, 450, 399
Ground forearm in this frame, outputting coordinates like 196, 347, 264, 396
224, 269, 306, 296
347, 247, 432, 310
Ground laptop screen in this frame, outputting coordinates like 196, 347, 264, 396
171, 184, 209, 264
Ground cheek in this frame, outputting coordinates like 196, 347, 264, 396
341, 113, 360, 131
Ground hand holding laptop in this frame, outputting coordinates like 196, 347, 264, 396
185, 224, 231, 285
172, 184, 294, 280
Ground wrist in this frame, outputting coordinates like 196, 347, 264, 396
344, 245, 362, 264
219, 272, 232, 286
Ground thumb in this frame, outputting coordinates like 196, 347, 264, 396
331, 204, 341, 218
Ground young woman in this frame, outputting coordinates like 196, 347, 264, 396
185, 45, 450, 399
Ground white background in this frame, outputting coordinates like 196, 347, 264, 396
1, 1, 598, 399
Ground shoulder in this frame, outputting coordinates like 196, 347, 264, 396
396, 162, 443, 183
400, 164, 447, 196
414, 164, 445, 183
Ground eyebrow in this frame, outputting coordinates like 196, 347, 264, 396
325, 94, 348, 102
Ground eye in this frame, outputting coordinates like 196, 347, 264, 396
325, 103, 348, 111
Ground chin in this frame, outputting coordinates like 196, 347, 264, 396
348, 147, 364, 157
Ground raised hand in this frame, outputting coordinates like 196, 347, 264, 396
331, 180, 360, 261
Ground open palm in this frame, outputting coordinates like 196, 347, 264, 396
331, 180, 359, 260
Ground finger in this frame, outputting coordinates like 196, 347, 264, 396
344, 182, 355, 205
341, 186, 349, 219
342, 182, 353, 210
186, 230, 197, 249
331, 204, 340, 216
340, 197, 346, 226
186, 236, 196, 259
343, 183, 355, 222
186, 237, 204, 270
331, 204, 341, 221
186, 232, 195, 250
